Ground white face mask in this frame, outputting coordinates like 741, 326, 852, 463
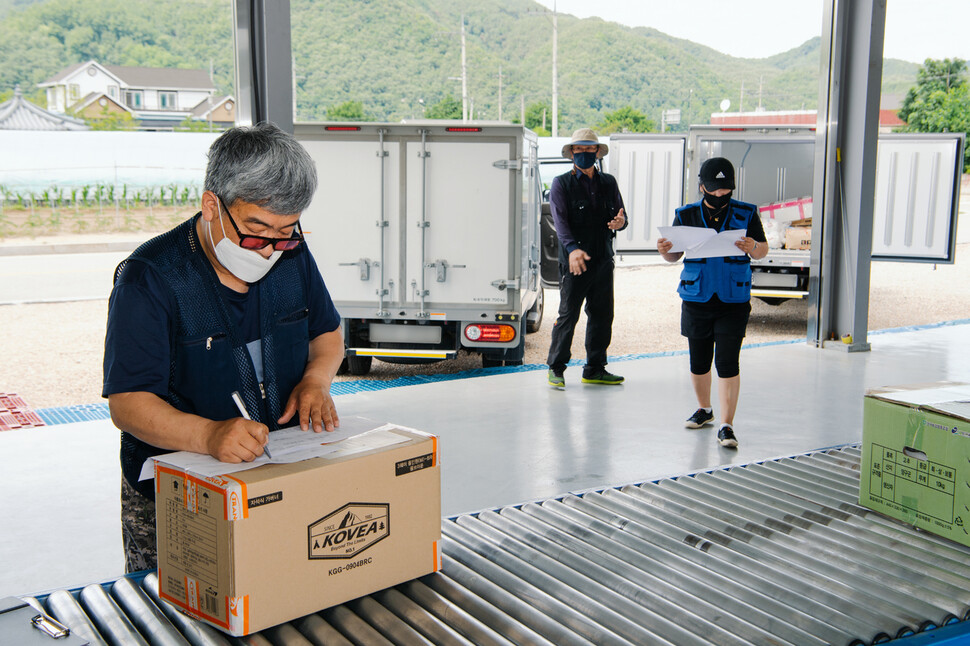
207, 201, 284, 283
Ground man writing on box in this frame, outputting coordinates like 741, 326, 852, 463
102, 123, 344, 572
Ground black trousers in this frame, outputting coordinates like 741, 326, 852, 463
547, 257, 614, 373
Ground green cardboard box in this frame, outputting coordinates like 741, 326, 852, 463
860, 381, 970, 547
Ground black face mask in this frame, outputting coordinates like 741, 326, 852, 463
703, 190, 732, 210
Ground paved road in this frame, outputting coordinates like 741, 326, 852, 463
0, 250, 130, 304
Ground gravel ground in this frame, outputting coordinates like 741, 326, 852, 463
3, 180, 968, 409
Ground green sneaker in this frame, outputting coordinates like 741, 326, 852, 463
547, 369, 565, 389
581, 369, 624, 385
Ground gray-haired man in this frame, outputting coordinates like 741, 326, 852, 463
103, 122, 344, 571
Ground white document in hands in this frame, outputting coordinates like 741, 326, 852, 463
138, 415, 398, 480
658, 226, 746, 259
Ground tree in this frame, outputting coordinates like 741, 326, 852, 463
326, 100, 367, 121
425, 95, 461, 120
175, 116, 220, 132
596, 106, 654, 135
898, 58, 970, 170
524, 101, 550, 132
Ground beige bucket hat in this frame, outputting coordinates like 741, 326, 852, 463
561, 127, 608, 159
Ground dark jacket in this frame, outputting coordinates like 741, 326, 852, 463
115, 215, 310, 499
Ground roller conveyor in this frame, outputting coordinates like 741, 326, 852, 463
21, 445, 970, 645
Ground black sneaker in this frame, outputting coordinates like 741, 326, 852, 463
717, 424, 739, 448
581, 369, 624, 385
685, 408, 714, 428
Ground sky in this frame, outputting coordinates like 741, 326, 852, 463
533, 0, 970, 64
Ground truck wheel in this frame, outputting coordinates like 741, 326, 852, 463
346, 355, 373, 376
526, 287, 544, 333
482, 356, 504, 369
336, 357, 349, 375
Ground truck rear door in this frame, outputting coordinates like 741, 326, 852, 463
607, 134, 688, 253
872, 133, 965, 263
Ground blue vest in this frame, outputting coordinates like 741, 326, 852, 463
117, 215, 310, 499
675, 199, 756, 304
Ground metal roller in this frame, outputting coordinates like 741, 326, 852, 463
657, 476, 970, 612
442, 522, 636, 646
110, 576, 189, 646
564, 493, 890, 645
586, 489, 903, 642
435, 550, 582, 646
139, 573, 233, 646
698, 469, 970, 581
258, 622, 313, 645
720, 465, 970, 558
346, 594, 436, 645
524, 498, 864, 646
44, 589, 109, 646
370, 587, 475, 645
626, 482, 957, 629
79, 582, 151, 645
485, 505, 818, 646
290, 613, 353, 646
457, 511, 742, 646
396, 579, 515, 646
319, 605, 394, 646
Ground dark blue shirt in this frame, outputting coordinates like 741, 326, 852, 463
103, 247, 340, 399
549, 167, 627, 254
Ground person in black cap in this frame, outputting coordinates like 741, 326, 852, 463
656, 157, 768, 448
546, 127, 628, 388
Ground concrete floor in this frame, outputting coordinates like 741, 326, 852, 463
2, 321, 969, 598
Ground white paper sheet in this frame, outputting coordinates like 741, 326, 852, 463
658, 226, 746, 259
684, 229, 746, 259
138, 415, 393, 480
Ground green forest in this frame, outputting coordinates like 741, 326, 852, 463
0, 0, 920, 132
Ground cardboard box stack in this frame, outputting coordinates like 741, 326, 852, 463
154, 425, 441, 635
860, 382, 970, 548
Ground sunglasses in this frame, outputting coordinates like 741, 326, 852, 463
218, 196, 304, 251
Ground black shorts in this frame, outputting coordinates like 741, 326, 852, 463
681, 297, 751, 340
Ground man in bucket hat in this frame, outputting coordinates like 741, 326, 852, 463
546, 127, 628, 389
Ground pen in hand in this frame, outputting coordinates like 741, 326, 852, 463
231, 390, 273, 459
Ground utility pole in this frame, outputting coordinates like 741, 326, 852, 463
460, 14, 468, 122
528, 2, 558, 136
497, 65, 503, 121
442, 15, 469, 122
739, 80, 745, 113
758, 75, 764, 110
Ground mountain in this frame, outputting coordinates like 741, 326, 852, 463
0, 0, 920, 131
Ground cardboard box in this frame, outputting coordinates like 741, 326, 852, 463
860, 382, 970, 547
784, 226, 812, 250
155, 426, 441, 635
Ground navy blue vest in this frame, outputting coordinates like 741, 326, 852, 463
117, 215, 310, 499
675, 199, 756, 304
554, 170, 620, 263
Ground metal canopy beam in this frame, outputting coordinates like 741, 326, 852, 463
809, 0, 887, 351
232, 0, 294, 132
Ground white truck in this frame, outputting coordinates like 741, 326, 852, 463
576, 125, 964, 304
295, 122, 543, 374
